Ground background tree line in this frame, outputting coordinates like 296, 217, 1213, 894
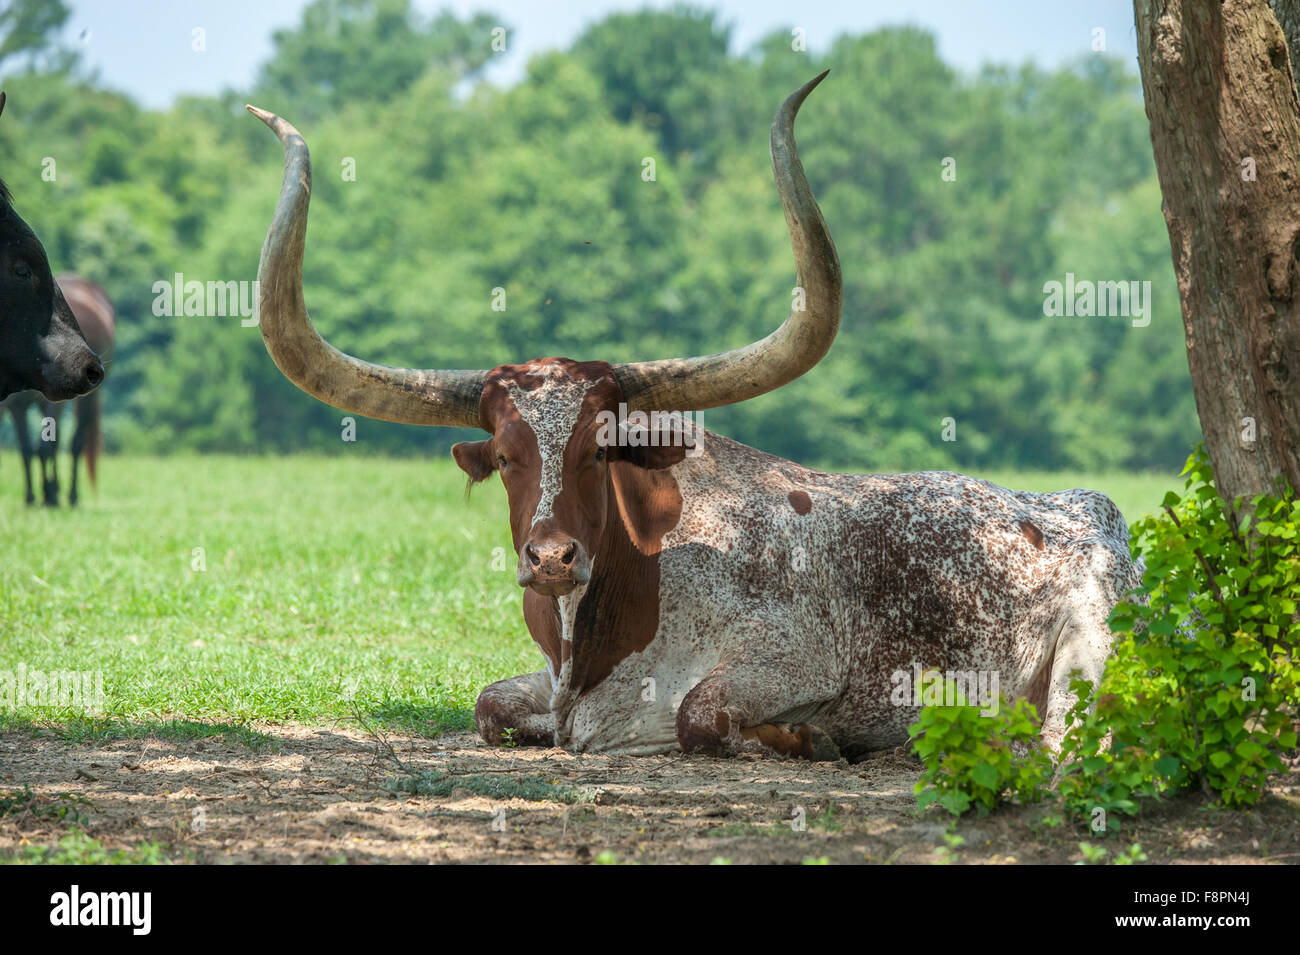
0, 0, 1199, 473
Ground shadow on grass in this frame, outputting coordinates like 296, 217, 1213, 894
363, 699, 475, 738
387, 769, 588, 803
0, 714, 274, 750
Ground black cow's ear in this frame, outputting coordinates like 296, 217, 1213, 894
452, 440, 495, 482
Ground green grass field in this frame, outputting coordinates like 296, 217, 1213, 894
0, 455, 1180, 741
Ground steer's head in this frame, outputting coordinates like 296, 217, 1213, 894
247, 72, 842, 599
450, 359, 689, 596
0, 92, 105, 401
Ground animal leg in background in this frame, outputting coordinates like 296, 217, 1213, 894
8, 399, 35, 505
36, 399, 62, 506
68, 391, 99, 506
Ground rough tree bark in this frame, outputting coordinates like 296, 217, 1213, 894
1134, 0, 1300, 508
1268, 0, 1300, 76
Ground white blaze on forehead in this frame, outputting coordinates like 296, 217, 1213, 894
504, 366, 599, 529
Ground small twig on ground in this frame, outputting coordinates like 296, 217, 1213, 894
345, 702, 417, 776
643, 755, 688, 779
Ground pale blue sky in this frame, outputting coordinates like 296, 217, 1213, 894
57, 0, 1139, 108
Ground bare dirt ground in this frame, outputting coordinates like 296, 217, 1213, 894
2, 723, 1297, 864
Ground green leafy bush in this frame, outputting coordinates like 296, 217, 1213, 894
909, 680, 1053, 815
1059, 446, 1299, 824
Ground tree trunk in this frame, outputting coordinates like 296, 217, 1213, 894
1134, 0, 1300, 508
1269, 0, 1300, 77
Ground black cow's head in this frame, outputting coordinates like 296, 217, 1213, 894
0, 92, 105, 401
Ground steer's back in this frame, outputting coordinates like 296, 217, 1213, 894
660, 430, 1138, 754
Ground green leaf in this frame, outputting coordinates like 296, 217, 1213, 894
970, 762, 999, 791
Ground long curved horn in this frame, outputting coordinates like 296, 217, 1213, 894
613, 71, 842, 412
247, 105, 487, 428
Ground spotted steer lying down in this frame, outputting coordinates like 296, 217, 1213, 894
247, 72, 1140, 761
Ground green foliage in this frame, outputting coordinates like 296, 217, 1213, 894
573, 5, 731, 159
2, 831, 170, 865
0, 785, 92, 825
909, 682, 1053, 815
0, 0, 72, 72
254, 0, 505, 124
933, 826, 966, 864
1111, 843, 1148, 865
0, 6, 1199, 473
1075, 841, 1147, 865
1058, 447, 1300, 823
1077, 840, 1108, 864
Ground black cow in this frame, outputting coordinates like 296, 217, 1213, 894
0, 92, 104, 401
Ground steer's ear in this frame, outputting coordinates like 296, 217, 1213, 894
610, 461, 683, 554
616, 442, 688, 470
452, 440, 495, 483
611, 418, 696, 470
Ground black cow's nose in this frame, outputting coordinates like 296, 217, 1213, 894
83, 357, 105, 389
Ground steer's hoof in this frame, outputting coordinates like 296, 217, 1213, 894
808, 725, 841, 762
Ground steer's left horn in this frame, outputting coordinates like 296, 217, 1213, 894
247, 105, 487, 428
613, 71, 842, 413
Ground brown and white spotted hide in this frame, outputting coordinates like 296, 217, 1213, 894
459, 358, 1140, 761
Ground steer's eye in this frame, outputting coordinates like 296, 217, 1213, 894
497, 454, 508, 471
594, 447, 606, 463
13, 261, 31, 279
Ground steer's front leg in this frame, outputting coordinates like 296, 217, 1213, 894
475, 670, 556, 747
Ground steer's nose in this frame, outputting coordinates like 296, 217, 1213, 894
518, 535, 590, 596
525, 539, 577, 567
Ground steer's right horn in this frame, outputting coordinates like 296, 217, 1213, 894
612, 71, 842, 413
248, 105, 487, 428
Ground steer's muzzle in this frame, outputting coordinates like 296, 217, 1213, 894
518, 534, 591, 597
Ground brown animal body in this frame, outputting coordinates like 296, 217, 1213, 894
247, 74, 1140, 760
1, 276, 114, 506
